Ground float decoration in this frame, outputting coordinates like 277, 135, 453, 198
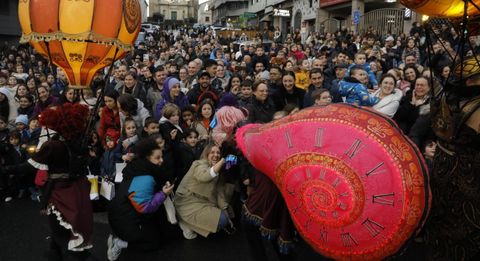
400, 0, 480, 18
236, 104, 431, 260
18, 0, 142, 89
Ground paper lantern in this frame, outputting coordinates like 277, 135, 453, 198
400, 0, 480, 18
236, 104, 430, 260
18, 0, 141, 89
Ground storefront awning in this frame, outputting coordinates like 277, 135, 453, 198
260, 15, 272, 22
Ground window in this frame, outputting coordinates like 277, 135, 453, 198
171, 11, 177, 20
206, 16, 210, 22
310, 0, 313, 8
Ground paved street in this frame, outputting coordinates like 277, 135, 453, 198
0, 198, 427, 261
0, 198, 328, 261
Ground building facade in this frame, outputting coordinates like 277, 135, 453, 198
140, 0, 149, 22
198, 0, 213, 25
211, 0, 249, 26
317, 0, 420, 35
0, 0, 21, 42
149, 0, 198, 21
245, 0, 420, 39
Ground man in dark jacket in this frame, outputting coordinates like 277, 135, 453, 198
304, 69, 327, 107
187, 71, 220, 107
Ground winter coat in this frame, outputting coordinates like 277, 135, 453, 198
271, 85, 306, 111
101, 149, 116, 178
98, 107, 120, 141
186, 83, 220, 107
393, 90, 431, 135
372, 89, 403, 117
174, 159, 228, 237
246, 97, 275, 124
154, 77, 190, 120
175, 143, 202, 186
33, 96, 59, 118
117, 83, 149, 110
146, 85, 163, 114
0, 87, 18, 123
159, 118, 183, 182
119, 99, 150, 136
347, 63, 378, 87
338, 77, 379, 106
108, 158, 170, 248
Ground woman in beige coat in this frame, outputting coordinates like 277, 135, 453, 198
174, 143, 232, 239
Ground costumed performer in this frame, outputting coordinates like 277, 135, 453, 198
1, 103, 94, 261
426, 55, 480, 260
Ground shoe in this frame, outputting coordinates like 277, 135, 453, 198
31, 193, 40, 202
107, 235, 120, 261
4, 196, 12, 203
179, 222, 197, 240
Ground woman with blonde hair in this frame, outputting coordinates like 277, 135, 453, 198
174, 143, 237, 239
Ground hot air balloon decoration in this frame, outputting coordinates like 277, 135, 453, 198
18, 0, 142, 89
236, 104, 430, 260
400, 0, 480, 18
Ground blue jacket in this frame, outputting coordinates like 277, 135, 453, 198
347, 63, 378, 87
101, 149, 116, 178
339, 77, 379, 106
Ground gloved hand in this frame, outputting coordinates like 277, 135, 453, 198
225, 154, 238, 170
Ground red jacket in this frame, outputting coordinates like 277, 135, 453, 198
98, 107, 120, 142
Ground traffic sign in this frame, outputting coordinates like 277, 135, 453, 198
353, 10, 360, 25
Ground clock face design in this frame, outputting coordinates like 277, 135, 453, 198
237, 104, 429, 260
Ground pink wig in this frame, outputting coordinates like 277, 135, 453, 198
212, 106, 247, 145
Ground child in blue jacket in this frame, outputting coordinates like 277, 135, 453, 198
347, 52, 378, 89
339, 65, 379, 106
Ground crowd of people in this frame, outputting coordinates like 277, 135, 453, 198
0, 21, 479, 261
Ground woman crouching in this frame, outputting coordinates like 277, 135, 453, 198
107, 138, 175, 261
174, 142, 236, 239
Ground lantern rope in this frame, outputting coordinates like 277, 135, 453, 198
20, 31, 135, 52
81, 47, 120, 150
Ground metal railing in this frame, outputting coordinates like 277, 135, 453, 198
358, 8, 405, 36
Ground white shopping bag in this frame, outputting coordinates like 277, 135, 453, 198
100, 179, 115, 200
115, 162, 126, 183
164, 195, 177, 224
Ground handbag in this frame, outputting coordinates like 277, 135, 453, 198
164, 193, 177, 224
87, 175, 99, 200
115, 162, 126, 183
100, 179, 115, 200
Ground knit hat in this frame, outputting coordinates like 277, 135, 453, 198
105, 128, 120, 147
168, 77, 180, 90
15, 114, 28, 126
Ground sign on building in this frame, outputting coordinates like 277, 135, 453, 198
273, 9, 290, 17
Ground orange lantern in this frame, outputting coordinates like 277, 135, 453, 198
18, 0, 141, 89
400, 0, 480, 18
